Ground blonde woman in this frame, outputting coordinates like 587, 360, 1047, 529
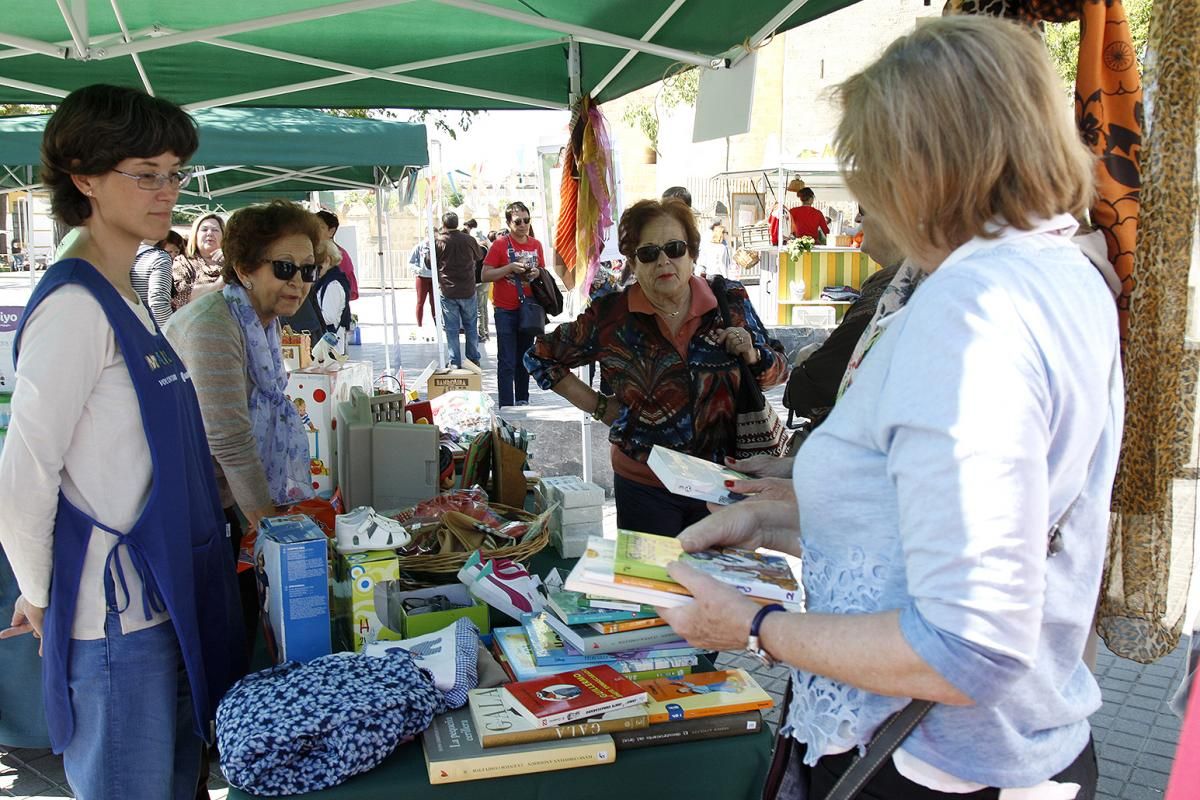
172, 212, 224, 308
660, 17, 1117, 798
698, 221, 731, 278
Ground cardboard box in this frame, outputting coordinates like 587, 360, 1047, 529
396, 583, 490, 639
286, 361, 373, 496
427, 369, 483, 399
0, 306, 22, 392
281, 331, 312, 372
254, 515, 332, 664
334, 550, 405, 652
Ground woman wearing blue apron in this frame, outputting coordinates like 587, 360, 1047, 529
0, 85, 245, 799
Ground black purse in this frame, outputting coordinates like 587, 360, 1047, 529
514, 279, 546, 335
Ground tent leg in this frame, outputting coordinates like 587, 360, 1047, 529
385, 190, 401, 355
376, 185, 391, 373
425, 153, 446, 370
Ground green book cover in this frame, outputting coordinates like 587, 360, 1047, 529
545, 587, 659, 626
613, 529, 683, 584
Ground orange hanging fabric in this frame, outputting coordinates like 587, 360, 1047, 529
1075, 0, 1142, 344
555, 144, 579, 281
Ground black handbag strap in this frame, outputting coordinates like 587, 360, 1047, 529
823, 700, 934, 800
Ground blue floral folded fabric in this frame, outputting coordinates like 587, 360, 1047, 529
217, 650, 443, 796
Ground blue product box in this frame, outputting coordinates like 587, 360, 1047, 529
254, 515, 332, 664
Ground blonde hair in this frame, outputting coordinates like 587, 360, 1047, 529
832, 16, 1094, 262
317, 239, 343, 267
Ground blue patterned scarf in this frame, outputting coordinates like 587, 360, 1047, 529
223, 283, 314, 505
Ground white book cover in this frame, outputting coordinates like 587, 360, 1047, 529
647, 445, 747, 505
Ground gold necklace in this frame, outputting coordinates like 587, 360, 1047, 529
650, 290, 690, 319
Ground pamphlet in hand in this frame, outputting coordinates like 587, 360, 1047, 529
647, 445, 747, 505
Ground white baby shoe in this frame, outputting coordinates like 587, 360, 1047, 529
335, 507, 411, 554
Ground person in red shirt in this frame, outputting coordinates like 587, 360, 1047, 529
316, 210, 358, 301
481, 201, 546, 407
769, 186, 831, 244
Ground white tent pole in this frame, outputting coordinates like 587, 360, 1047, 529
108, 0, 155, 96
98, 0, 420, 58
56, 0, 88, 59
426, 159, 446, 370
431, 0, 727, 68
194, 36, 564, 110
376, 185, 392, 374
383, 185, 401, 355
0, 33, 68, 59
27, 183, 35, 290
732, 0, 813, 66
591, 0, 689, 99
0, 76, 67, 99
181, 38, 569, 110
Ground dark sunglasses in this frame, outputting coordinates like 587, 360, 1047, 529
510, 217, 531, 225
635, 239, 688, 264
266, 259, 318, 282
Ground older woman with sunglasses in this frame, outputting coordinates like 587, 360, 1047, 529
526, 198, 787, 535
167, 200, 320, 617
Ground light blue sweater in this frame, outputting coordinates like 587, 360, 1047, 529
786, 230, 1123, 788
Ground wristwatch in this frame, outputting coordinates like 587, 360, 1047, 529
746, 603, 785, 667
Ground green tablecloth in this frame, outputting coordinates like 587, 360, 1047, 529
227, 541, 774, 799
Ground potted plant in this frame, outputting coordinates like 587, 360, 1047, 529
786, 236, 816, 261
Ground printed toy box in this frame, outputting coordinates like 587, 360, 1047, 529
254, 515, 332, 665
285, 360, 373, 496
333, 550, 405, 652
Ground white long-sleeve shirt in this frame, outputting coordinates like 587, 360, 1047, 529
0, 285, 167, 639
318, 280, 348, 355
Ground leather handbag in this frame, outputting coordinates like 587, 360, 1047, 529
712, 277, 787, 459
529, 271, 564, 316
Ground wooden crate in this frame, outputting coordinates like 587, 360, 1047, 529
738, 221, 772, 249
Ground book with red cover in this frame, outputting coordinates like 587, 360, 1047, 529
501, 665, 649, 729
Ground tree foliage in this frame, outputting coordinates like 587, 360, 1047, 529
1044, 0, 1152, 89
620, 66, 700, 153
320, 107, 480, 140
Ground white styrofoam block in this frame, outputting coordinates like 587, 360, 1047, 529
552, 504, 604, 527
561, 519, 605, 540
541, 475, 605, 508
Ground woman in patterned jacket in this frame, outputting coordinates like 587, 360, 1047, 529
525, 198, 787, 535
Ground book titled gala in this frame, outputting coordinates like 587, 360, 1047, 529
502, 665, 649, 728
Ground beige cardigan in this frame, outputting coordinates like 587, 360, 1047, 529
165, 291, 273, 514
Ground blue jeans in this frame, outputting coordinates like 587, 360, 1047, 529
63, 611, 202, 800
495, 307, 534, 406
440, 295, 480, 367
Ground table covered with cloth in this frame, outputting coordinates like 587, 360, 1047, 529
227, 549, 773, 799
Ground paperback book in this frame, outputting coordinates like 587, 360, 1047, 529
638, 668, 774, 724
501, 665, 649, 728
540, 610, 685, 655
493, 625, 698, 682
563, 537, 691, 608
614, 529, 802, 605
545, 587, 660, 626
612, 709, 764, 750
468, 687, 648, 748
589, 617, 667, 635
523, 613, 698, 665
422, 706, 615, 784
647, 444, 747, 505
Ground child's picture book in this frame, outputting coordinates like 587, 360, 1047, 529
638, 668, 774, 724
502, 665, 649, 728
647, 445, 747, 505
613, 529, 802, 605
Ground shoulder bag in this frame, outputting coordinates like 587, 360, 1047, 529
712, 276, 787, 459
502, 236, 548, 335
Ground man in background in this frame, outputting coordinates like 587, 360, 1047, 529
435, 212, 481, 367
464, 218, 490, 342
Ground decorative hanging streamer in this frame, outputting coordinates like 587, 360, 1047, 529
574, 96, 616, 292
555, 142, 579, 283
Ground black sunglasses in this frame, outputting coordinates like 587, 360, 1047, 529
266, 259, 318, 282
510, 217, 531, 225
635, 239, 688, 264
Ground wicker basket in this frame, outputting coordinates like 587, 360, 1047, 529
392, 503, 553, 589
733, 247, 761, 269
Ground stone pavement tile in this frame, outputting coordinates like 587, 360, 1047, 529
21, 754, 66, 790
1137, 752, 1177, 775
1142, 737, 1181, 758
0, 767, 50, 798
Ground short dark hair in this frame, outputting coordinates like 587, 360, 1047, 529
618, 198, 701, 262
442, 211, 459, 229
661, 186, 692, 207
41, 84, 198, 227
798, 187, 816, 204
221, 200, 323, 286
315, 210, 339, 232
464, 218, 478, 229
156, 230, 185, 251
504, 201, 530, 224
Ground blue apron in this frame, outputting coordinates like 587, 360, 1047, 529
13, 258, 246, 753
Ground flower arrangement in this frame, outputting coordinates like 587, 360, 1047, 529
787, 236, 816, 260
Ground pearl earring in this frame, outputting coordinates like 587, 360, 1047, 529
244, 281, 253, 290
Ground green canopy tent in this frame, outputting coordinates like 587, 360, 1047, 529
0, 107, 431, 371
0, 1, 858, 111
